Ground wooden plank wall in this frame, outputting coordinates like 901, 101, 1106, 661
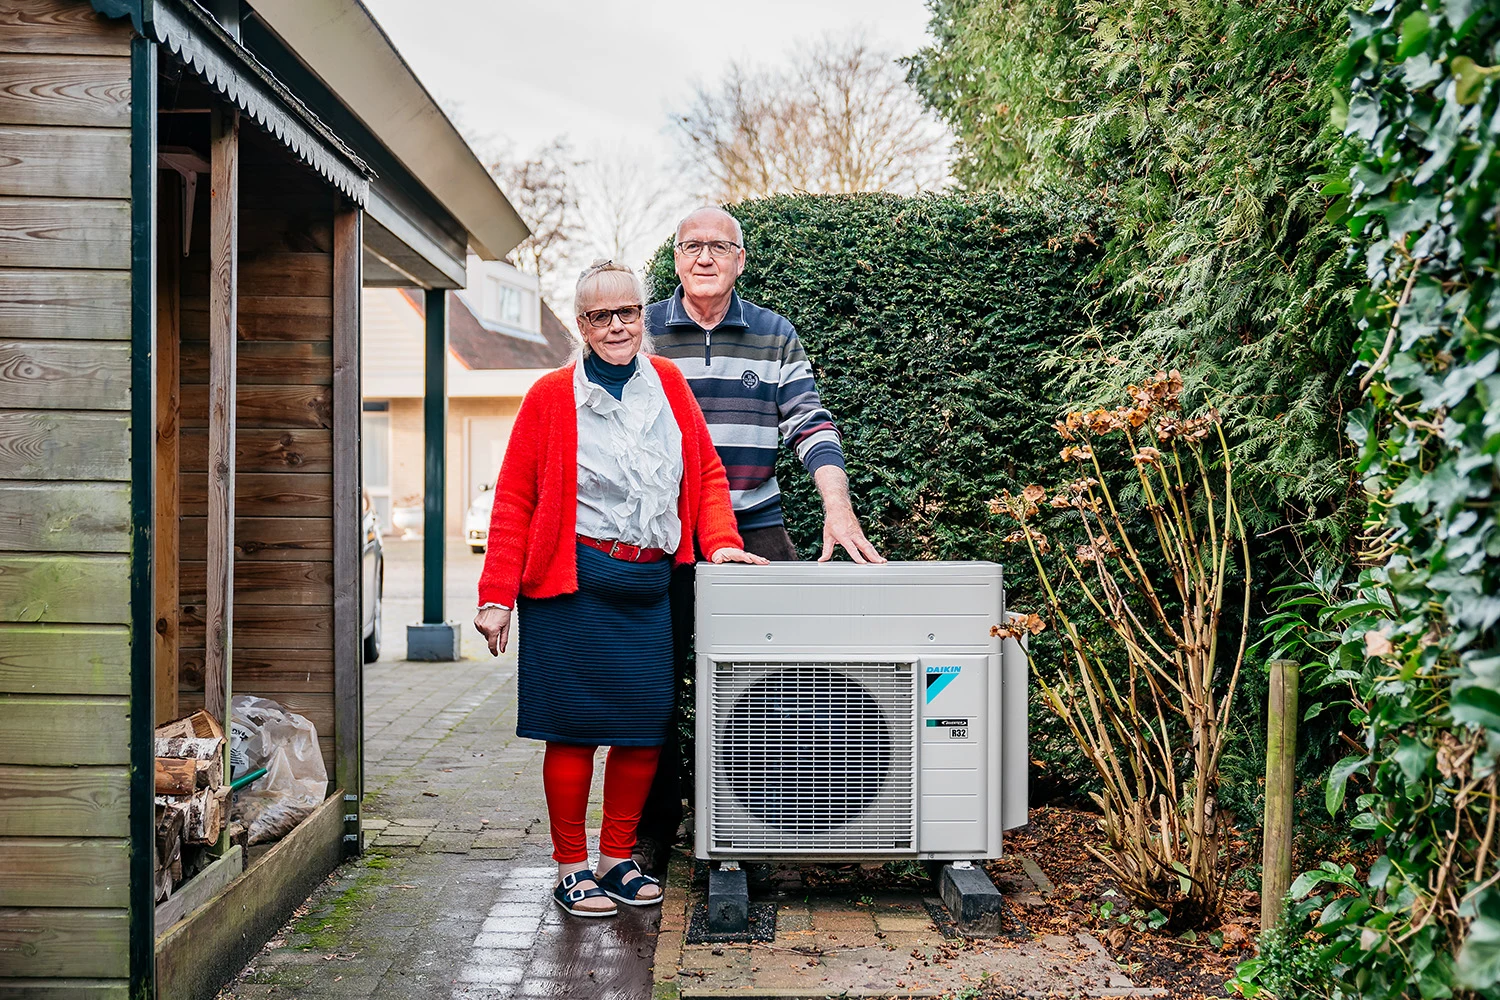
178, 134, 337, 776
0, 2, 136, 994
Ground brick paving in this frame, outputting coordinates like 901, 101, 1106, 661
657, 864, 1160, 998
221, 540, 659, 1000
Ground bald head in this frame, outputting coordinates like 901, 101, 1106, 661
676, 207, 743, 245
673, 207, 746, 314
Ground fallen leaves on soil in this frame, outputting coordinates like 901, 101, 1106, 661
985, 806, 1257, 999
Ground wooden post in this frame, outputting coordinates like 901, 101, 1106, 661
332, 205, 362, 852
205, 107, 238, 733
1261, 658, 1299, 932
155, 170, 181, 724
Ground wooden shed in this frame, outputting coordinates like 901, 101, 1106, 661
0, 1, 527, 995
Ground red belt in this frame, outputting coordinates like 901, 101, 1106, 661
577, 534, 668, 563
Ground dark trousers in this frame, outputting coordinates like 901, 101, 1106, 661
635, 524, 800, 848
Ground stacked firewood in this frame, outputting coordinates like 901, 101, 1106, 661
153, 710, 231, 901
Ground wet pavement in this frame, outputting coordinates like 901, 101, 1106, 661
222, 540, 659, 999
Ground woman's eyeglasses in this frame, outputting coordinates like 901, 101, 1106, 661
674, 240, 741, 258
581, 305, 643, 329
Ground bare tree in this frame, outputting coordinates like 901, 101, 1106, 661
440, 96, 689, 308
573, 145, 687, 271
483, 138, 582, 287
673, 34, 951, 202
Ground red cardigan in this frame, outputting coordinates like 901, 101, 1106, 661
477, 355, 743, 607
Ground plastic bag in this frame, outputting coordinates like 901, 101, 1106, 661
230, 695, 328, 844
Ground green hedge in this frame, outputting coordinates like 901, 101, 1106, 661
648, 193, 1107, 566
648, 192, 1110, 801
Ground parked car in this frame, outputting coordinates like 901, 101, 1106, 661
362, 492, 384, 663
465, 483, 494, 554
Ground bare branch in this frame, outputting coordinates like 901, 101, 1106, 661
672, 33, 952, 202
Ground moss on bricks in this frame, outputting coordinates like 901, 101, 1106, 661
294, 854, 395, 951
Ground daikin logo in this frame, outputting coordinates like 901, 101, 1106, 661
925, 664, 960, 703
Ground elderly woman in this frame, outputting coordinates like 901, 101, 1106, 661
474, 260, 765, 918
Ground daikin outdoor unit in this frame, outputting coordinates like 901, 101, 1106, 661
694, 561, 1027, 863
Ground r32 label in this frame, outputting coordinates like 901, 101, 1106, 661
949, 727, 968, 740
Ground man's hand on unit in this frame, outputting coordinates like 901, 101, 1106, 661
813, 466, 886, 564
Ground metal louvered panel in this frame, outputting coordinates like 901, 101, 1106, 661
708, 661, 917, 854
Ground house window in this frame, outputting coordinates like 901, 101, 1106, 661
490, 277, 524, 327
362, 411, 392, 530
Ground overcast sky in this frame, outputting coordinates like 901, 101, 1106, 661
361, 0, 939, 302
363, 0, 936, 158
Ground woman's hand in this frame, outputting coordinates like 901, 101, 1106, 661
709, 547, 770, 565
474, 605, 513, 656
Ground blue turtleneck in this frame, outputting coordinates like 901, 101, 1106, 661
583, 353, 637, 401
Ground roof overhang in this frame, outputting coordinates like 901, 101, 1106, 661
92, 0, 372, 204
245, 0, 528, 263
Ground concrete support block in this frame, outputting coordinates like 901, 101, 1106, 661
406, 621, 460, 662
939, 863, 1004, 934
707, 866, 749, 935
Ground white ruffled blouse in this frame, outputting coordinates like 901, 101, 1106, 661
572, 356, 684, 551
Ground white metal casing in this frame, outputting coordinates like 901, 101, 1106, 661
694, 561, 1027, 862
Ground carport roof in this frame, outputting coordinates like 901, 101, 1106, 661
246, 0, 529, 264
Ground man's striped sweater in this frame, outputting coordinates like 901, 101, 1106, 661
645, 286, 844, 531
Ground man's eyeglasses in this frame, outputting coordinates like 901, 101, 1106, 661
675, 240, 742, 258
580, 305, 643, 329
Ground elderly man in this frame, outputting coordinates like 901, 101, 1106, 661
632, 206, 883, 872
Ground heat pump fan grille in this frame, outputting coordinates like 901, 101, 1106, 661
710, 661, 916, 853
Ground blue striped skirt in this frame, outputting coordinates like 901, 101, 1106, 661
515, 542, 673, 746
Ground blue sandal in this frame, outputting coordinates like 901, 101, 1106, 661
553, 870, 617, 918
596, 859, 662, 906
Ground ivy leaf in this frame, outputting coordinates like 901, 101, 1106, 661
1386, 195, 1442, 239
1368, 854, 1393, 891
1291, 862, 1358, 900
1452, 684, 1500, 730
1456, 911, 1500, 990
1396, 9, 1432, 60
1327, 755, 1369, 815
1289, 870, 1326, 899
1392, 737, 1436, 787
1445, 0, 1476, 31
1330, 86, 1350, 131
1348, 93, 1384, 140
1321, 897, 1352, 926
1420, 957, 1457, 998
1349, 9, 1383, 44
1404, 53, 1448, 89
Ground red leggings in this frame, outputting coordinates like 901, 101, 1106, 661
542, 742, 661, 864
